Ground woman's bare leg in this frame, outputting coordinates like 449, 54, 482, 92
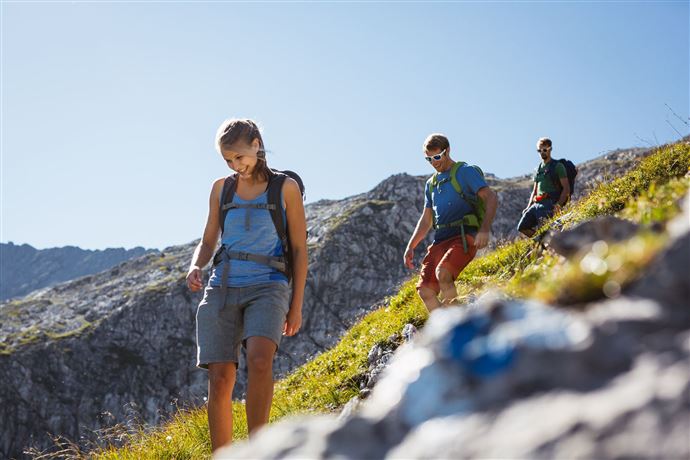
207, 362, 237, 451
245, 336, 277, 435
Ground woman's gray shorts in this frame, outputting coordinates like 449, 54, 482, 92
195, 282, 290, 369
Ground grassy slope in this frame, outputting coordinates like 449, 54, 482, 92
89, 141, 689, 460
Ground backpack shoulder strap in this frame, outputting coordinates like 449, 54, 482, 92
449, 162, 466, 196
429, 172, 440, 189
427, 172, 440, 200
219, 174, 238, 236
266, 171, 289, 248
547, 159, 564, 192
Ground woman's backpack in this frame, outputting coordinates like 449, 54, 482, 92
215, 169, 305, 282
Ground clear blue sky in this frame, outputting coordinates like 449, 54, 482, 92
2, 1, 688, 250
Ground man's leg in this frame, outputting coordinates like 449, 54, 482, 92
517, 205, 538, 237
418, 286, 442, 311
207, 362, 237, 451
436, 267, 457, 305
245, 336, 277, 435
437, 235, 478, 305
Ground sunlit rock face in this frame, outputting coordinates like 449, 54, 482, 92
0, 146, 651, 458
219, 193, 690, 460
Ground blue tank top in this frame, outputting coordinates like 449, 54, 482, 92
209, 191, 288, 287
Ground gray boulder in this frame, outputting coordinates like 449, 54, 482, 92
546, 216, 640, 258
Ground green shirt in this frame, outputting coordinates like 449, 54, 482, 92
535, 160, 567, 197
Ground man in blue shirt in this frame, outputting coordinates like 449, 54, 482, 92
404, 133, 498, 312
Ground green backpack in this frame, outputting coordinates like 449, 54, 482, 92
428, 161, 486, 252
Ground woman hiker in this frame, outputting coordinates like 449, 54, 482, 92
186, 118, 307, 451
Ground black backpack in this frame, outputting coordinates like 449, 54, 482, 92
214, 169, 305, 283
545, 158, 578, 199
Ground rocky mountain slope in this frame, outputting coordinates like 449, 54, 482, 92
0, 243, 155, 301
0, 145, 652, 458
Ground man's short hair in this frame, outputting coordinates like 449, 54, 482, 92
423, 133, 450, 153
537, 137, 552, 148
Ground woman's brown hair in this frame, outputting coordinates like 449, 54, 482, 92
215, 118, 271, 182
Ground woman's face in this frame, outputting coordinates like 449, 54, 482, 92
220, 138, 260, 178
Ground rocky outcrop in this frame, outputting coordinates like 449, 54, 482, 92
219, 192, 690, 460
0, 243, 155, 301
0, 146, 652, 458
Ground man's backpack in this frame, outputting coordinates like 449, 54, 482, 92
544, 158, 578, 199
214, 169, 305, 284
428, 161, 486, 252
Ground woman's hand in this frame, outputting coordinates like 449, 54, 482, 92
283, 305, 302, 336
186, 266, 203, 292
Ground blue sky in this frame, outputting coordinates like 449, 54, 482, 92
2, 1, 688, 250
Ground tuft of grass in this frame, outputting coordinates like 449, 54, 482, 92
89, 407, 211, 460
618, 176, 690, 225
557, 142, 689, 228
510, 233, 667, 304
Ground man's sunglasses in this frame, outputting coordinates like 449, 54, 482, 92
537, 147, 551, 153
425, 149, 447, 163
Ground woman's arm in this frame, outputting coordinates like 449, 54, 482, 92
282, 178, 307, 336
186, 178, 224, 291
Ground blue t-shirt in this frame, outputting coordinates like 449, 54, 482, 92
424, 163, 488, 243
209, 191, 288, 287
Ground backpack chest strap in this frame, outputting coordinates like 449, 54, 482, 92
222, 202, 278, 230
432, 219, 475, 253
433, 213, 480, 230
221, 203, 277, 211
213, 247, 288, 285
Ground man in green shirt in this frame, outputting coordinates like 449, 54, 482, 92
517, 137, 571, 237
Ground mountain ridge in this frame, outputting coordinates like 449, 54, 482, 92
0, 243, 157, 302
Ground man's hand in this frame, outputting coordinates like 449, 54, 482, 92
283, 306, 302, 336
186, 266, 203, 292
404, 246, 415, 269
474, 230, 490, 249
553, 203, 562, 214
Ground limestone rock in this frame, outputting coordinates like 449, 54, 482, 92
547, 216, 640, 258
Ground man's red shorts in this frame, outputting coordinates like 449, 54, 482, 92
417, 234, 477, 293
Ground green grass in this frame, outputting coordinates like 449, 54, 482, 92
75, 140, 690, 459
